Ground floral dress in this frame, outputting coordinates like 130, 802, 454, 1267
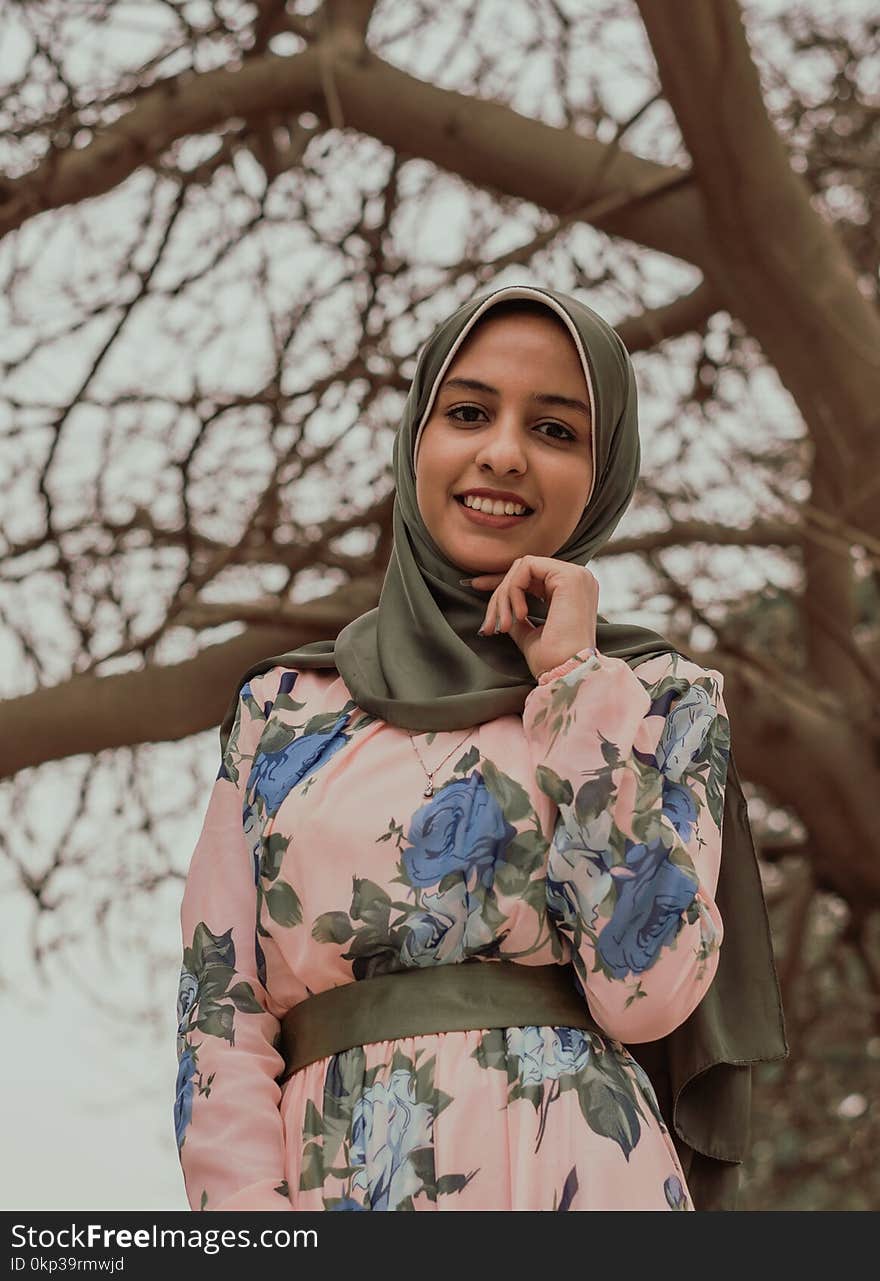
175, 647, 729, 1211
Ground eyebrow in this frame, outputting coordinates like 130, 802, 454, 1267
441, 377, 590, 419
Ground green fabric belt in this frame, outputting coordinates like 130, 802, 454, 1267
279, 959, 605, 1082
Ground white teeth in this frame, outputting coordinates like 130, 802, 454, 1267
462, 494, 528, 516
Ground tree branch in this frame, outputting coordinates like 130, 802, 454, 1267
636, 0, 880, 699
0, 577, 382, 778
615, 281, 720, 353
602, 517, 804, 557
0, 40, 713, 268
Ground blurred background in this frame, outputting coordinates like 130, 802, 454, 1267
1, 0, 878, 1211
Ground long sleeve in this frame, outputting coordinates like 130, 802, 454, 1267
522, 648, 730, 1044
175, 667, 294, 1212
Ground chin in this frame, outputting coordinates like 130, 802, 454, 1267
447, 543, 527, 574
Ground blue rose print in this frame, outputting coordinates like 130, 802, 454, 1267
349, 1069, 433, 1211
329, 1198, 367, 1211
506, 1026, 591, 1086
404, 772, 515, 889
506, 1026, 547, 1088
400, 910, 449, 965
545, 875, 580, 936
546, 822, 613, 935
664, 1173, 689, 1209
176, 968, 199, 1029
655, 684, 717, 782
176, 968, 199, 1059
349, 1086, 373, 1171
249, 712, 350, 815
662, 780, 698, 841
400, 878, 496, 966
548, 1027, 591, 1078
174, 1048, 197, 1149
598, 839, 698, 978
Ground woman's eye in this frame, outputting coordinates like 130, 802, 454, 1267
446, 405, 485, 424
535, 421, 575, 442
446, 405, 574, 441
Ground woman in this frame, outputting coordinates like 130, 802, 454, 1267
174, 284, 786, 1212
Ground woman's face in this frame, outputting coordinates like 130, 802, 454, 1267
415, 309, 594, 575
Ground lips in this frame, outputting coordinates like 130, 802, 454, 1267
455, 490, 534, 512
454, 495, 533, 530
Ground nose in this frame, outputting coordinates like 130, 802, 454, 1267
473, 411, 527, 476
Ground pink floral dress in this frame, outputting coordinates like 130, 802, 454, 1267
175, 648, 729, 1211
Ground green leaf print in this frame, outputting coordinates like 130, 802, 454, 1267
471, 1029, 507, 1072
321, 1046, 366, 1169
350, 878, 392, 930
480, 757, 533, 822
259, 833, 288, 882
554, 1166, 579, 1212
501, 828, 548, 871
189, 923, 235, 973
646, 673, 690, 704
576, 1067, 642, 1160
179, 922, 262, 1066
629, 767, 665, 845
343, 929, 393, 959
535, 765, 573, 806
274, 684, 306, 713
303, 709, 350, 737
299, 1140, 325, 1192
225, 981, 264, 1013
626, 1056, 667, 1130
196, 1004, 236, 1043
302, 1098, 323, 1141
575, 774, 615, 825
479, 893, 507, 933
412, 1056, 439, 1106
258, 721, 294, 755
265, 880, 303, 928
312, 911, 355, 944
454, 745, 480, 774
437, 1172, 479, 1196
408, 1146, 437, 1198
520, 877, 548, 914
494, 861, 531, 897
623, 980, 647, 1010
434, 1086, 454, 1118
538, 677, 581, 753
199, 963, 236, 1000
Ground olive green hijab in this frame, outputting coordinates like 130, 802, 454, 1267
219, 284, 787, 1209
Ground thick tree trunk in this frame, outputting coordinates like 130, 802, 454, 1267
636, 0, 880, 702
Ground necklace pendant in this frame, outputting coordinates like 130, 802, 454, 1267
423, 781, 434, 798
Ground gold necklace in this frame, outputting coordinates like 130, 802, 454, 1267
407, 727, 474, 798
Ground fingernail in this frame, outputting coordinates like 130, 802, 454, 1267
459, 577, 475, 586
494, 619, 502, 634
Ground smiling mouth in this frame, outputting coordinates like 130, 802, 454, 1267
454, 494, 534, 515
453, 495, 534, 528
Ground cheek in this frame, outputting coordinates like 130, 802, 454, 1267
415, 434, 456, 507
544, 464, 591, 534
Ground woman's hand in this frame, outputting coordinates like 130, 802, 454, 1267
469, 555, 599, 680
